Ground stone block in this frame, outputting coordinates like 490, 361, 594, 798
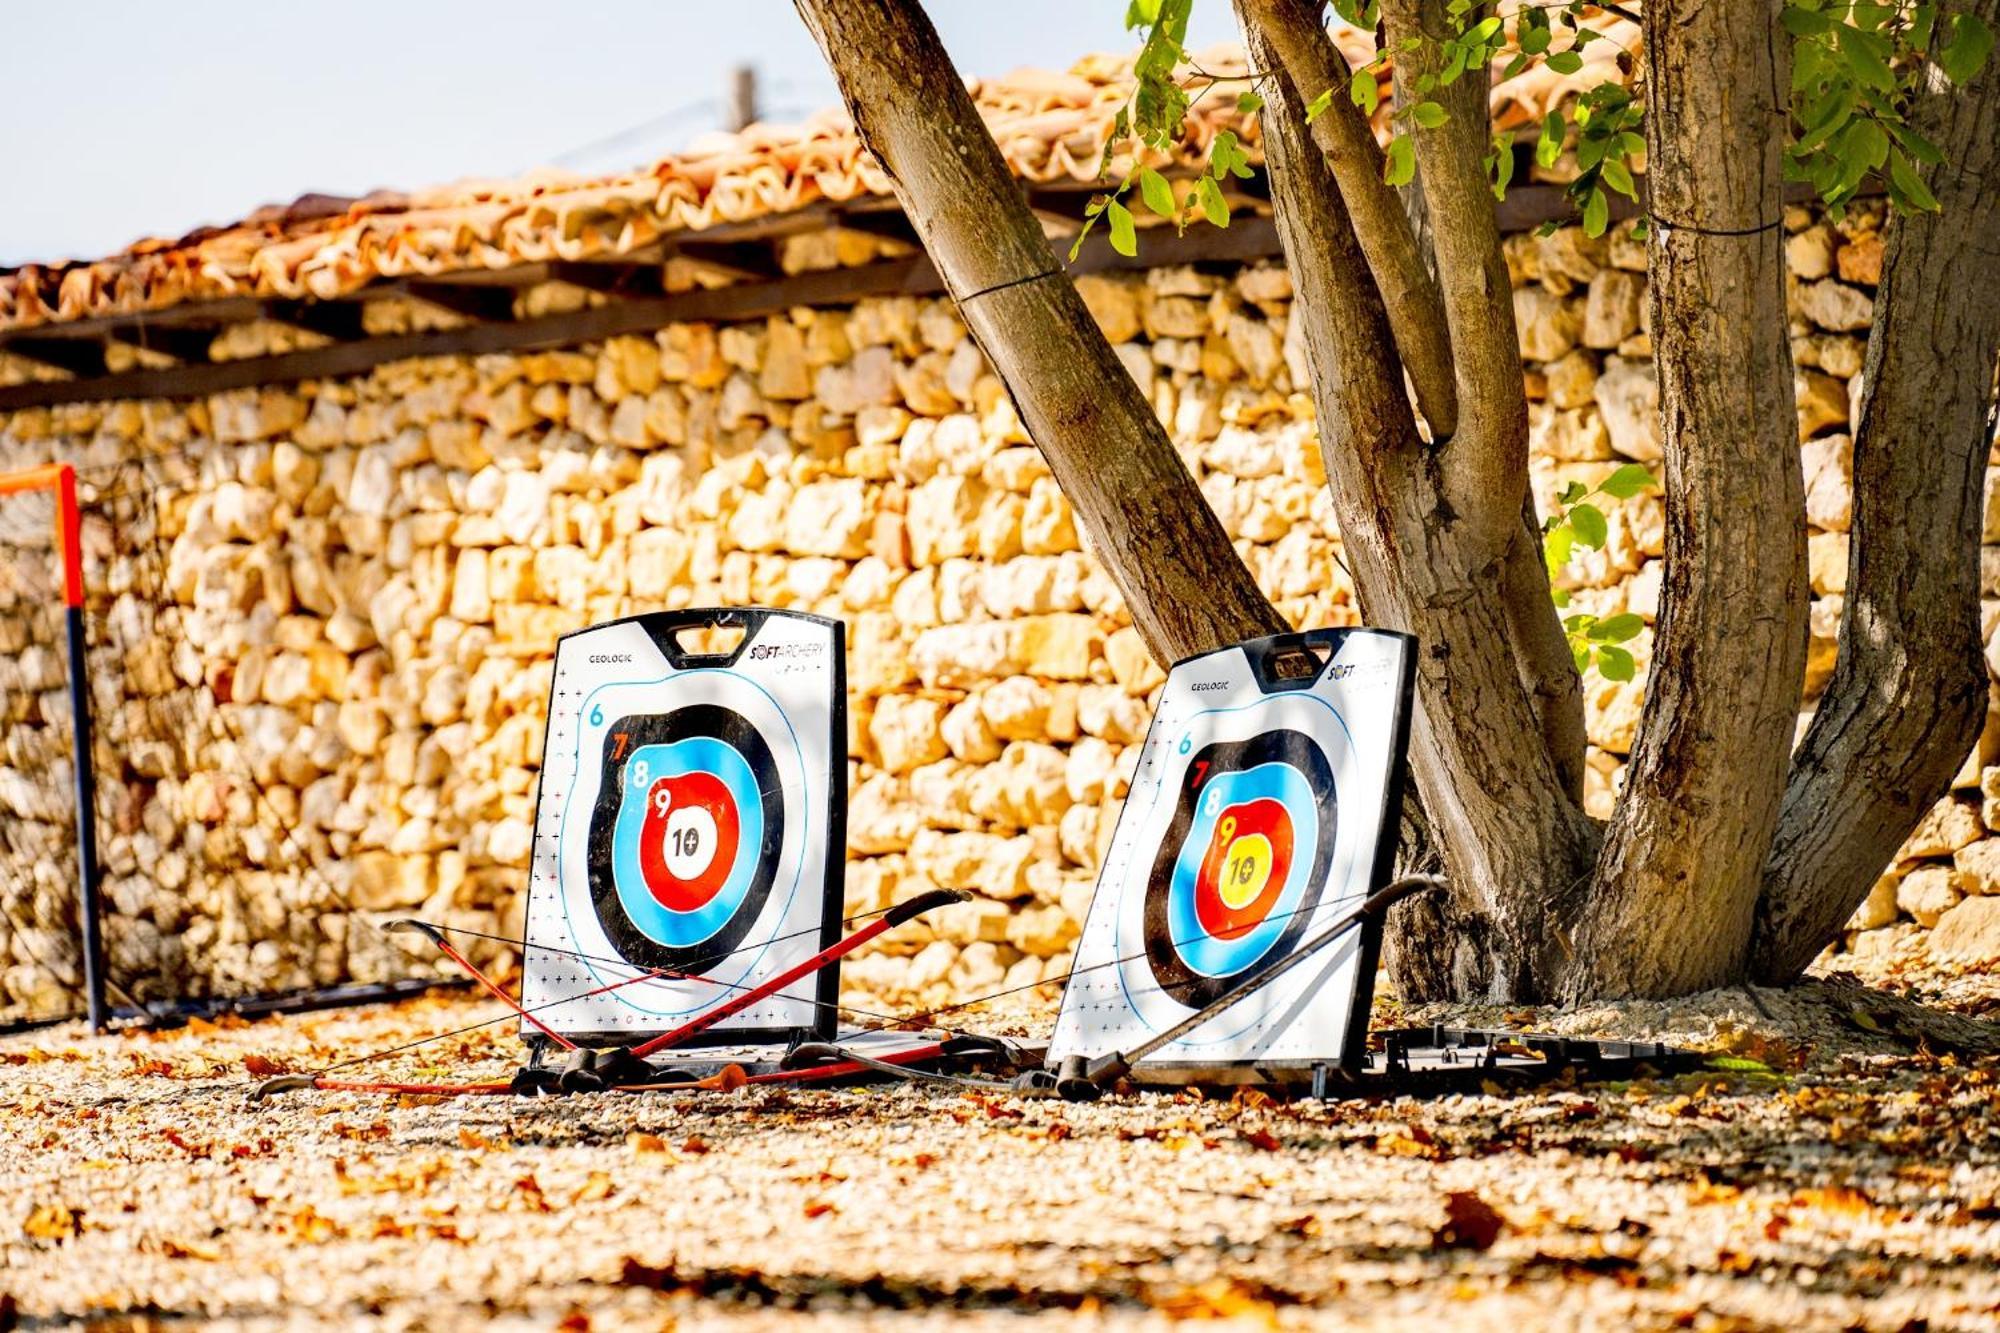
1847, 871, 1901, 931
1896, 864, 1963, 927
1594, 357, 1660, 462
1929, 895, 2000, 964
1901, 795, 1986, 859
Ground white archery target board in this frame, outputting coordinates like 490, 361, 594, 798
1047, 629, 1416, 1078
520, 609, 845, 1047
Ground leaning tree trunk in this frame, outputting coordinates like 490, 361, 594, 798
1240, 1, 1597, 1001
793, 0, 1284, 665
1753, 0, 2000, 981
1563, 0, 1808, 999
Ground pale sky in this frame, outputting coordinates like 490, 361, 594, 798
0, 1, 1240, 267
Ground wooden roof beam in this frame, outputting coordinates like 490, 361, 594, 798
3, 337, 106, 378
666, 241, 782, 283
267, 300, 368, 343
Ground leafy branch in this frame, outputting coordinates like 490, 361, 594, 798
1784, 1, 1994, 216
1543, 462, 1656, 680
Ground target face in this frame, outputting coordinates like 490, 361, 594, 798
1144, 731, 1336, 1007
520, 610, 845, 1047
587, 705, 781, 971
1050, 629, 1415, 1077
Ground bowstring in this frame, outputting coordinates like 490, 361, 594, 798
313, 891, 1377, 1079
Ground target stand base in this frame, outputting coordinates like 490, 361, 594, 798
515, 1028, 1042, 1089
1112, 1026, 1702, 1096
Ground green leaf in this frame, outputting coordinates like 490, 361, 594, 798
1595, 644, 1636, 681
1544, 522, 1576, 572
1600, 156, 1637, 200
1941, 13, 1996, 85
1236, 91, 1264, 114
1569, 501, 1608, 548
1887, 120, 1945, 166
1345, 68, 1376, 117
1412, 100, 1447, 129
1487, 133, 1515, 199
1599, 463, 1657, 499
1708, 1055, 1776, 1073
1137, 168, 1177, 221
1551, 587, 1570, 609
1546, 50, 1584, 75
1536, 110, 1566, 169
1581, 184, 1610, 237
1887, 147, 1941, 212
1196, 175, 1230, 228
1384, 134, 1416, 187
1106, 199, 1138, 257
1834, 22, 1897, 92
1558, 480, 1588, 505
1311, 85, 1340, 122
1837, 117, 1891, 192
1782, 5, 1831, 37
1571, 640, 1592, 672
1588, 612, 1644, 643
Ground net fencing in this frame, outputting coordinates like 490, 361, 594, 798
0, 445, 437, 1028
0, 480, 80, 1023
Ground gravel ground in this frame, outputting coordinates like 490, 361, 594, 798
5, 959, 2000, 1332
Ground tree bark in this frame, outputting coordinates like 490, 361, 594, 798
1753, 0, 2000, 981
1563, 0, 1806, 999
1240, 3, 1596, 1001
794, 0, 1285, 664
1239, 0, 1459, 439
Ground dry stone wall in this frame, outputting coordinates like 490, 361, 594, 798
1, 199, 1996, 1021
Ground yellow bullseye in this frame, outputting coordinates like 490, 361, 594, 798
1217, 833, 1274, 910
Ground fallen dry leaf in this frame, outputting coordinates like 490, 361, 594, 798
1434, 1190, 1508, 1250
22, 1203, 82, 1243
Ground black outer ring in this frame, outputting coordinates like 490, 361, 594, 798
584, 703, 784, 973
1141, 729, 1338, 1008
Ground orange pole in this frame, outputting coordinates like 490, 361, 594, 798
0, 463, 83, 609
54, 466, 83, 610
0, 462, 69, 496
0, 460, 104, 1026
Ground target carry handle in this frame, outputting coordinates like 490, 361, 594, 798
1059, 874, 1445, 1102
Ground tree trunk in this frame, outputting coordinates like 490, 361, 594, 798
1753, 0, 2000, 981
793, 0, 1284, 664
1563, 0, 1807, 999
1240, 3, 1596, 1001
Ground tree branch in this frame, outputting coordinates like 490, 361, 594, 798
1239, 0, 1459, 439
1754, 0, 2000, 982
793, 0, 1285, 663
1377, 0, 1582, 791
1378, 0, 1532, 547
1242, 3, 1594, 1000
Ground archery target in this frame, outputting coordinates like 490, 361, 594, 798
1049, 629, 1415, 1075
521, 610, 845, 1045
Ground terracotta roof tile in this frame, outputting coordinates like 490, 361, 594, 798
0, 15, 1637, 334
